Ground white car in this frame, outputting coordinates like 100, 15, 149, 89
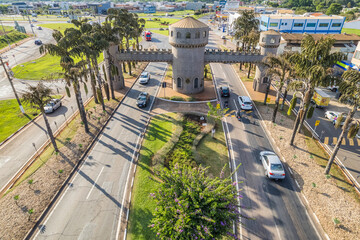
260, 151, 286, 180
325, 111, 340, 121
139, 72, 150, 84
238, 96, 253, 110
327, 85, 338, 92
44, 99, 62, 113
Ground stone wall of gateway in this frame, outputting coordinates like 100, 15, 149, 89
204, 49, 264, 64
115, 49, 173, 62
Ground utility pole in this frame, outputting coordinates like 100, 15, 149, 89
0, 57, 25, 113
26, 10, 36, 38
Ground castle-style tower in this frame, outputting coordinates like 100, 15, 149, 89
253, 30, 281, 92
169, 17, 209, 94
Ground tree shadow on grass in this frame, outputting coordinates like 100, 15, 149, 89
128, 206, 155, 239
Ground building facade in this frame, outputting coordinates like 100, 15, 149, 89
351, 42, 360, 69
259, 14, 345, 34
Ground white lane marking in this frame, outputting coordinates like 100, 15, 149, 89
313, 213, 320, 223
325, 233, 330, 240
275, 221, 282, 240
233, 99, 239, 112
294, 180, 300, 189
288, 167, 293, 175
223, 118, 243, 240
86, 166, 105, 200
115, 131, 142, 239
303, 195, 309, 205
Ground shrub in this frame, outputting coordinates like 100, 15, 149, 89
170, 96, 185, 101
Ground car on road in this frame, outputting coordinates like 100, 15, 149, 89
238, 96, 253, 110
333, 114, 347, 126
139, 72, 150, 84
34, 39, 42, 45
220, 86, 230, 97
327, 85, 338, 92
221, 36, 226, 39
44, 99, 62, 113
136, 92, 150, 108
325, 111, 341, 121
260, 151, 286, 180
37, 26, 42, 30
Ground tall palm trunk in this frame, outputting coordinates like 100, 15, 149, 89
297, 88, 313, 133
280, 80, 290, 110
247, 63, 251, 78
123, 62, 127, 73
42, 109, 58, 152
86, 56, 98, 104
92, 57, 105, 111
73, 80, 89, 133
324, 105, 357, 174
126, 38, 132, 76
290, 94, 306, 146
272, 84, 283, 123
105, 49, 115, 99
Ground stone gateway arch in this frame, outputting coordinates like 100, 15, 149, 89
106, 17, 281, 94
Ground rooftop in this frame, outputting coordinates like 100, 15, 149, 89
170, 17, 208, 29
262, 14, 345, 19
282, 33, 360, 42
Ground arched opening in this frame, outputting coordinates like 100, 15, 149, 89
262, 37, 265, 42
177, 77, 182, 88
262, 77, 269, 83
186, 32, 191, 39
177, 32, 181, 38
195, 32, 200, 38
203, 31, 207, 38
194, 78, 199, 88
171, 31, 173, 37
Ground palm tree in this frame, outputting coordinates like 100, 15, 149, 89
40, 29, 90, 133
232, 10, 259, 50
263, 52, 294, 123
71, 18, 100, 105
289, 35, 345, 146
22, 83, 58, 152
324, 70, 360, 174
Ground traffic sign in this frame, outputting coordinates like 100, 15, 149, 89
266, 97, 270, 103
315, 120, 320, 126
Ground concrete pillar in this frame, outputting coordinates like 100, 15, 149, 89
254, 30, 281, 93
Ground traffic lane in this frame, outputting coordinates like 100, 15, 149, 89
34, 62, 166, 239
214, 63, 320, 240
0, 84, 90, 191
140, 32, 171, 49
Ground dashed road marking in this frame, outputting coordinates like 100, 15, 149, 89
324, 137, 329, 145
295, 180, 300, 189
357, 138, 360, 146
313, 213, 320, 223
342, 138, 346, 145
288, 167, 293, 175
333, 137, 337, 145
349, 138, 354, 146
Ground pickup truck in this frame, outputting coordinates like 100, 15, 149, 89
312, 88, 330, 108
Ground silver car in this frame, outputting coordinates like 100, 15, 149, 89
238, 96, 253, 110
260, 151, 285, 180
139, 72, 150, 84
44, 99, 62, 113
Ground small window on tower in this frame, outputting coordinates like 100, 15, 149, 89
186, 32, 191, 39
171, 31, 173, 37
203, 31, 207, 37
177, 32, 181, 38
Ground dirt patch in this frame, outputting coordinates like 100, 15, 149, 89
256, 104, 360, 240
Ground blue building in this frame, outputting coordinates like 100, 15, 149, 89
144, 5, 156, 14
259, 14, 345, 34
88, 2, 112, 15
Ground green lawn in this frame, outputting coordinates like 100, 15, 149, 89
138, 10, 195, 17
0, 95, 60, 143
38, 23, 75, 34
151, 29, 169, 36
342, 28, 360, 36
0, 26, 28, 49
127, 113, 176, 240
142, 18, 179, 28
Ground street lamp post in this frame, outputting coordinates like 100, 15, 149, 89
0, 57, 24, 113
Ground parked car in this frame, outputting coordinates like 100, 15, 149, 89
139, 72, 150, 84
136, 92, 149, 108
327, 85, 339, 92
44, 99, 62, 113
260, 151, 286, 180
220, 86, 230, 97
333, 113, 347, 126
31, 19, 37, 22
325, 111, 341, 121
34, 39, 42, 45
238, 96, 253, 110
37, 26, 42, 30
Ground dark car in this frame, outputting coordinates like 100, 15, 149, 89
137, 92, 150, 108
34, 39, 42, 45
220, 86, 230, 97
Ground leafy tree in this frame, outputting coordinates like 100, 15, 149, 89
232, 10, 259, 50
324, 70, 360, 174
288, 35, 344, 146
23, 83, 58, 152
150, 164, 241, 239
207, 102, 228, 121
326, 3, 343, 15
263, 52, 294, 123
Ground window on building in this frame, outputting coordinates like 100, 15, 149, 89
294, 23, 304, 27
354, 50, 360, 60
203, 31, 207, 37
194, 78, 198, 88
177, 77, 182, 88
177, 32, 181, 38
186, 32, 191, 39
270, 22, 278, 27
195, 32, 200, 38
261, 21, 268, 27
319, 23, 329, 27
171, 31, 173, 37
306, 23, 316, 27
332, 23, 341, 27
262, 37, 265, 42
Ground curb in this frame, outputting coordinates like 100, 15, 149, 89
0, 95, 65, 148
24, 62, 149, 240
157, 97, 217, 104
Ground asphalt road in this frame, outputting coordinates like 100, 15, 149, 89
212, 63, 321, 240
0, 22, 63, 100
33, 62, 167, 240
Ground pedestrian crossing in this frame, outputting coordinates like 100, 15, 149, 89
324, 137, 360, 147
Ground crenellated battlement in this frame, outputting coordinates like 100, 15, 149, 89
116, 48, 173, 62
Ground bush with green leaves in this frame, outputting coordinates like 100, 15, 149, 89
150, 164, 241, 239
